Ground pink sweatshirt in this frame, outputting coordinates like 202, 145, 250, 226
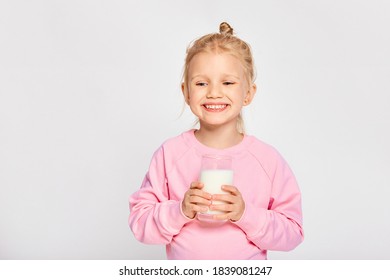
129, 130, 304, 259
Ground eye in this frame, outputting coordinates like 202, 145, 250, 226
196, 82, 208, 87
223, 81, 235, 85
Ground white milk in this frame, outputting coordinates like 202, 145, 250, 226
200, 169, 233, 215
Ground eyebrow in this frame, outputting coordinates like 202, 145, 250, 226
190, 75, 204, 82
190, 74, 241, 81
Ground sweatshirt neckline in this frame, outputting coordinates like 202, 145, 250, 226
184, 129, 251, 156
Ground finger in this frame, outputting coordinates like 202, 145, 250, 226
184, 202, 209, 213
221, 185, 240, 195
211, 193, 237, 203
188, 188, 212, 200
212, 208, 243, 221
192, 204, 209, 213
188, 195, 212, 206
190, 182, 204, 189
210, 203, 235, 213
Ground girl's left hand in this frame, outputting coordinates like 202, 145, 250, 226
210, 185, 245, 222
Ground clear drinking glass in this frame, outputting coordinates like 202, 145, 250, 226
200, 155, 233, 215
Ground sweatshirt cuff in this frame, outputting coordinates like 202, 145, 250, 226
158, 200, 193, 235
232, 202, 268, 238
173, 200, 196, 225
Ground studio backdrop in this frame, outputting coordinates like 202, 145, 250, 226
1, 0, 389, 259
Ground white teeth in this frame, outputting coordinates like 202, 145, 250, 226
205, 104, 227, 109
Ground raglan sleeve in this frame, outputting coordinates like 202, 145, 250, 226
234, 150, 304, 251
128, 145, 192, 244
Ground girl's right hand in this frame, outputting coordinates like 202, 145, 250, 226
182, 182, 212, 219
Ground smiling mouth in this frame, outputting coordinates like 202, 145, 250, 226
203, 104, 229, 112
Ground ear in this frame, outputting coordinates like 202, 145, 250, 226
243, 83, 257, 106
181, 82, 190, 105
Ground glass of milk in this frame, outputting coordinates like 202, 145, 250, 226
200, 155, 233, 215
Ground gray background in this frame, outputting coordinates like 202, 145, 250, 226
1, 0, 389, 259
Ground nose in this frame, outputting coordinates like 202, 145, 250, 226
206, 84, 223, 99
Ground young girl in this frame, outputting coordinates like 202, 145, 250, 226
129, 22, 304, 260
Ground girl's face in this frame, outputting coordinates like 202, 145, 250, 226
182, 51, 256, 131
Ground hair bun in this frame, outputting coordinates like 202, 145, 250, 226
219, 22, 234, 35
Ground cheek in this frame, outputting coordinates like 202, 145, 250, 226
187, 88, 203, 101
228, 87, 247, 101
186, 93, 199, 108
239, 85, 250, 100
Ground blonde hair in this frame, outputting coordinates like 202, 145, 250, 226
182, 22, 256, 133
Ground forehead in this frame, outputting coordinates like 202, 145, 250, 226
188, 51, 245, 77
